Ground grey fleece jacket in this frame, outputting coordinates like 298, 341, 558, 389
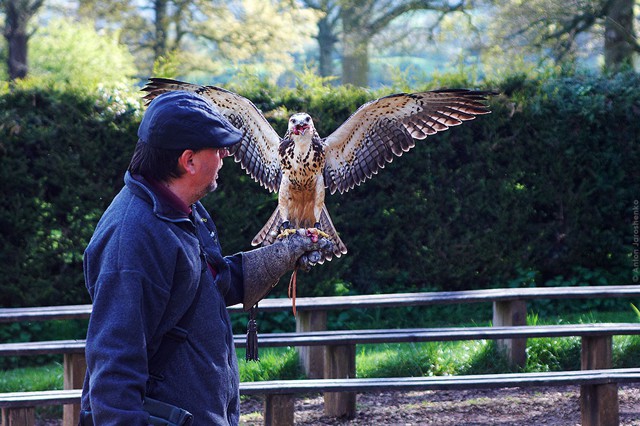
81, 172, 244, 425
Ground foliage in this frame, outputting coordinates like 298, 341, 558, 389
27, 18, 137, 91
151, 50, 183, 80
48, 0, 321, 83
195, 0, 320, 83
321, 303, 493, 333
484, 0, 601, 64
613, 335, 640, 368
0, 86, 140, 307
526, 337, 582, 372
357, 340, 495, 378
0, 71, 638, 308
482, 0, 638, 71
0, 320, 87, 369
0, 37, 6, 81
1, 0, 45, 79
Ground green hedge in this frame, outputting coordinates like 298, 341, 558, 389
0, 72, 637, 308
0, 88, 139, 307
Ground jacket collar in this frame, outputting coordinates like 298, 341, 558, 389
125, 171, 192, 223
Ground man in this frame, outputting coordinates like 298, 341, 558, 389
80, 91, 331, 425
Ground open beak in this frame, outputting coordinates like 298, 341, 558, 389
293, 124, 310, 135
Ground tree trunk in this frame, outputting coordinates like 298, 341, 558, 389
340, 3, 370, 87
604, 0, 635, 71
317, 17, 337, 78
342, 35, 369, 86
7, 32, 28, 80
153, 0, 169, 60
3, 0, 43, 80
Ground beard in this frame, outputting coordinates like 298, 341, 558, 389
194, 178, 218, 202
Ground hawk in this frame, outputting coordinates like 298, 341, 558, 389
142, 78, 494, 262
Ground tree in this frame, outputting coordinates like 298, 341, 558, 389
486, 0, 638, 72
29, 18, 137, 90
73, 0, 218, 76
603, 0, 637, 70
130, 0, 212, 75
303, 0, 340, 78
71, 0, 320, 81
1, 0, 44, 80
304, 0, 467, 86
188, 0, 320, 81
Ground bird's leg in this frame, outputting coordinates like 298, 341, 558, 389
310, 181, 330, 240
277, 220, 297, 239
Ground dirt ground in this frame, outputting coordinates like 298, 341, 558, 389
240, 385, 640, 425
37, 385, 640, 425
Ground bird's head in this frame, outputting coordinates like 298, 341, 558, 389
287, 113, 314, 137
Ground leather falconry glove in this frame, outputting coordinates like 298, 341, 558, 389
241, 229, 334, 310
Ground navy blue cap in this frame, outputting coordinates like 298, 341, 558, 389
138, 91, 243, 150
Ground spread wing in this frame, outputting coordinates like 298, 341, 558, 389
141, 78, 283, 192
322, 90, 494, 195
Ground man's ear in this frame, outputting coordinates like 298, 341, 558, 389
177, 150, 197, 175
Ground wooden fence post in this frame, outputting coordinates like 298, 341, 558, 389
581, 336, 618, 426
2, 407, 35, 426
63, 352, 86, 426
492, 300, 527, 367
264, 394, 294, 426
324, 344, 356, 419
296, 310, 327, 378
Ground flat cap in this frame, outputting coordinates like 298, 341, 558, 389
138, 90, 243, 150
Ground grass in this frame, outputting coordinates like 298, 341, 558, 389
0, 363, 63, 392
356, 340, 496, 378
239, 347, 302, 382
0, 364, 64, 421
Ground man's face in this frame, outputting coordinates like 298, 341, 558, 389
193, 147, 229, 198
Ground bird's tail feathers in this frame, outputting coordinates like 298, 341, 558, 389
318, 205, 348, 260
251, 207, 282, 247
251, 206, 348, 261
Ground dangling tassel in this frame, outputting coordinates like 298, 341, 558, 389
246, 304, 259, 361
288, 266, 298, 316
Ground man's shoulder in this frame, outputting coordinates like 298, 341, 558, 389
101, 186, 155, 227
87, 190, 197, 268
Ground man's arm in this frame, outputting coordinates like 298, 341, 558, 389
241, 230, 334, 310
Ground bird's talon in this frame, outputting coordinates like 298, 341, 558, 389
277, 228, 297, 240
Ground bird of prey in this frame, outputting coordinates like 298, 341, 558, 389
142, 78, 494, 262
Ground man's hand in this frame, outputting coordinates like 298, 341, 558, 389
242, 228, 334, 310
278, 228, 335, 271
297, 233, 335, 271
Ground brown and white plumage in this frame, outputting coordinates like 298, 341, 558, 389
142, 78, 494, 259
